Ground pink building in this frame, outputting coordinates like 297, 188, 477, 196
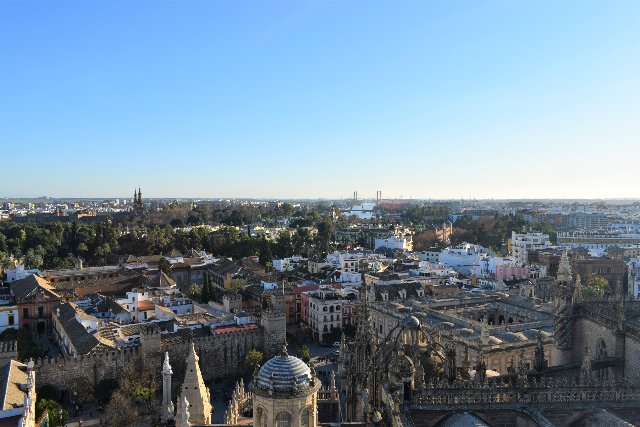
495, 264, 529, 281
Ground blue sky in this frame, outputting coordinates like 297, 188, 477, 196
1, 0, 639, 199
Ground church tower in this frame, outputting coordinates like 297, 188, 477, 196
176, 343, 212, 425
133, 187, 145, 217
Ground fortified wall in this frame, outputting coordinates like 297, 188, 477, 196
33, 322, 273, 397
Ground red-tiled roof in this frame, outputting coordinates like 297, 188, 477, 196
137, 300, 155, 311
213, 324, 259, 335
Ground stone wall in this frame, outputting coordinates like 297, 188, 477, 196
34, 347, 141, 397
624, 330, 640, 379
572, 317, 620, 363
161, 329, 264, 384
36, 326, 266, 399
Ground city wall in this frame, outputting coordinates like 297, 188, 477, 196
35, 327, 265, 397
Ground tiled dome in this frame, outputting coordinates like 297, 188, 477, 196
255, 351, 312, 393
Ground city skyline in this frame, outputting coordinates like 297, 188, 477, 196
1, 0, 639, 199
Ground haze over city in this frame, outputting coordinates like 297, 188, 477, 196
1, 0, 639, 199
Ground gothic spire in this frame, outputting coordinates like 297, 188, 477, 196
573, 274, 583, 303
557, 248, 572, 284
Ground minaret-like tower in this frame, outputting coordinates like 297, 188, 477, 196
162, 352, 174, 423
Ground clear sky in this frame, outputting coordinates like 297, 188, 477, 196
1, 0, 639, 200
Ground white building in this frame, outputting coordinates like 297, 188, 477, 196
272, 255, 307, 272
510, 231, 552, 265
374, 235, 412, 251
302, 286, 345, 342
0, 305, 18, 334
115, 291, 155, 322
335, 271, 362, 284
5, 265, 40, 283
418, 250, 441, 264
439, 243, 491, 275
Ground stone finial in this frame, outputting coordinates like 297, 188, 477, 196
179, 396, 191, 427
480, 312, 489, 346
580, 347, 594, 384
163, 352, 172, 374
281, 340, 289, 357
573, 274, 583, 303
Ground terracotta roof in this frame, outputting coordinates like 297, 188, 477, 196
43, 265, 122, 278
207, 258, 241, 276
63, 318, 105, 355
161, 326, 211, 346
147, 271, 177, 289
126, 255, 163, 264
118, 320, 174, 337
55, 302, 79, 323
49, 270, 146, 291
0, 360, 29, 411
55, 302, 112, 355
83, 294, 128, 316
213, 324, 259, 335
10, 275, 61, 302
137, 300, 155, 311
164, 249, 183, 258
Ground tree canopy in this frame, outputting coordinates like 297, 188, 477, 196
583, 274, 611, 300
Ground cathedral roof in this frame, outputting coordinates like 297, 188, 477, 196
255, 349, 312, 395
147, 271, 177, 289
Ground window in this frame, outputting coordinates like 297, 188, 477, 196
8, 314, 14, 326
38, 307, 44, 318
256, 407, 268, 427
275, 412, 291, 427
23, 308, 28, 319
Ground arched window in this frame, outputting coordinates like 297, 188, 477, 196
255, 407, 268, 427
275, 411, 291, 427
300, 406, 310, 426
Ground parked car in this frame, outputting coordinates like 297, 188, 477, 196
332, 341, 341, 347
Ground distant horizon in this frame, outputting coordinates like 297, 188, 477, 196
2, 194, 640, 203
